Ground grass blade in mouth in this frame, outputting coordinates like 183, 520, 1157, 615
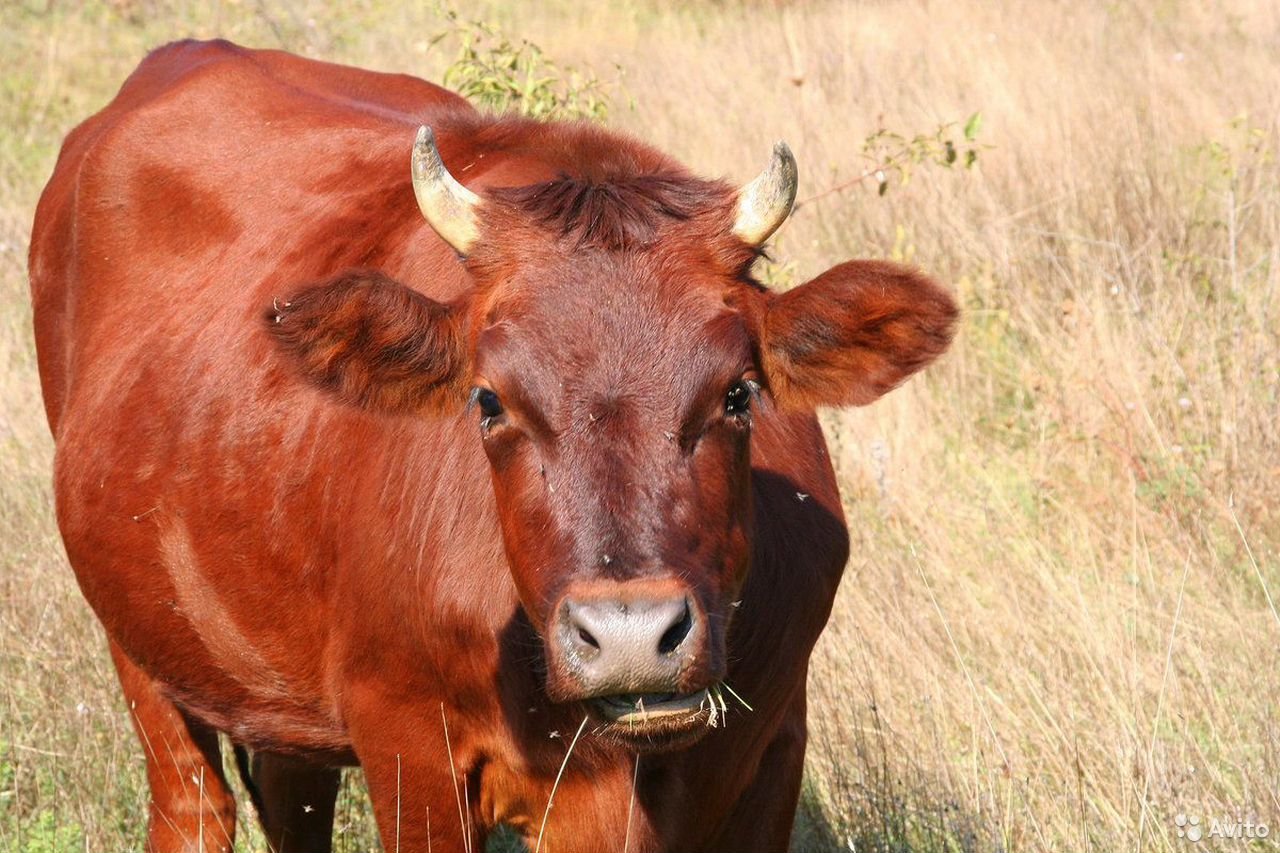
595, 689, 710, 722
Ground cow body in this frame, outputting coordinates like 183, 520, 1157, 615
30, 40, 954, 853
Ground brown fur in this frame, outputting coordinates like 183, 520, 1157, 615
29, 39, 956, 852
267, 270, 470, 414
491, 172, 734, 251
762, 260, 960, 409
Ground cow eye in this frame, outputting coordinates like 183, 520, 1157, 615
725, 381, 752, 416
475, 388, 504, 419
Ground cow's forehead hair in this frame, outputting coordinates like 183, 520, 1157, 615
472, 252, 754, 420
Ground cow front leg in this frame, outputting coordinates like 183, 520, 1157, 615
249, 752, 342, 853
110, 642, 238, 853
347, 701, 486, 853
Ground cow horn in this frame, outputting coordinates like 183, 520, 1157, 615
732, 141, 798, 246
411, 125, 481, 256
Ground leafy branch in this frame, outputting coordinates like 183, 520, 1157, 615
796, 112, 986, 209
431, 11, 621, 121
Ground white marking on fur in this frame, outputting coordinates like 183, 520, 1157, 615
160, 517, 289, 699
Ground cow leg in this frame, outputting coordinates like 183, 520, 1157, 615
703, 692, 808, 852
356, 746, 487, 853
250, 752, 342, 853
110, 642, 238, 853
346, 703, 486, 853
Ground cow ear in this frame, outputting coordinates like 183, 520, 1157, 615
760, 260, 958, 409
267, 270, 469, 416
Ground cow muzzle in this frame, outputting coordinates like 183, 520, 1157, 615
546, 579, 719, 713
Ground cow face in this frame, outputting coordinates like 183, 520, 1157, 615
268, 128, 956, 748
463, 248, 756, 737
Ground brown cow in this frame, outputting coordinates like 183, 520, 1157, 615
29, 40, 956, 853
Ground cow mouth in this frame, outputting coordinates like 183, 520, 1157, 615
586, 686, 716, 747
586, 688, 717, 750
592, 688, 710, 723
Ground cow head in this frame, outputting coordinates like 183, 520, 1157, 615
269, 126, 956, 748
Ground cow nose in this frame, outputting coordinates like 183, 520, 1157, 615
567, 596, 693, 657
555, 587, 705, 696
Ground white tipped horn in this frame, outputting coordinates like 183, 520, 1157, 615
732, 141, 798, 246
411, 125, 481, 256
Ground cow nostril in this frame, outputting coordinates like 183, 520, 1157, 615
658, 601, 694, 655
576, 626, 600, 650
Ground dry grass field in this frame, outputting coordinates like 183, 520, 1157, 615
2, 1, 1278, 851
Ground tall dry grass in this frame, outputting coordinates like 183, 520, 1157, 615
2, 1, 1278, 851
